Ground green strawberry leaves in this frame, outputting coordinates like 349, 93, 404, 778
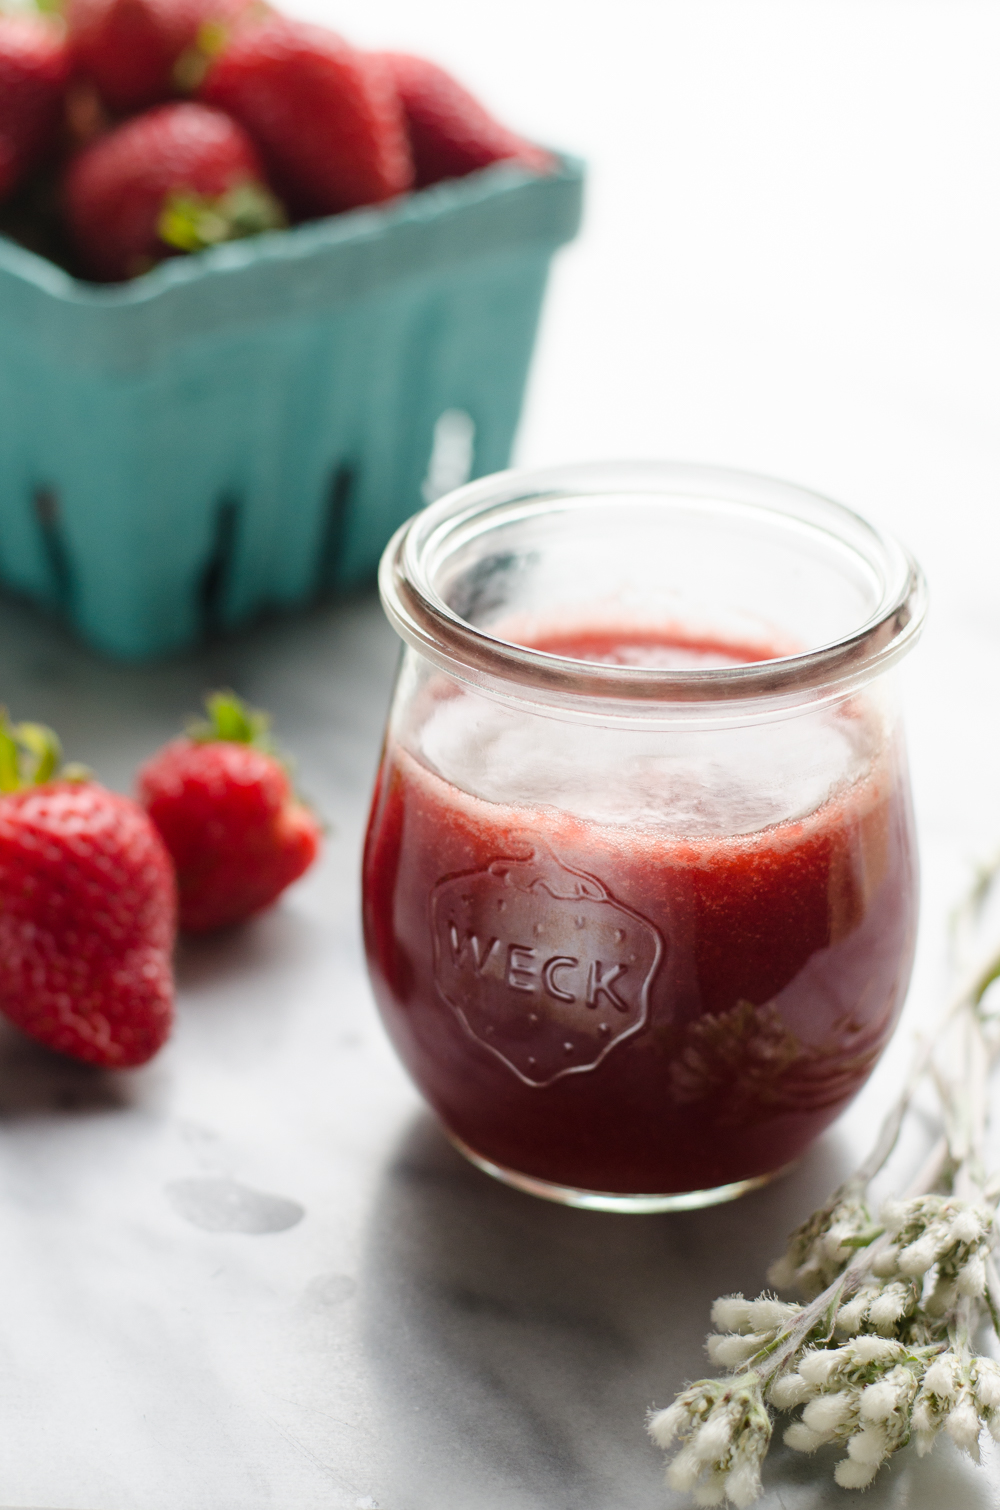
172, 19, 231, 94
157, 181, 287, 254
0, 710, 89, 791
186, 691, 324, 823
188, 690, 276, 751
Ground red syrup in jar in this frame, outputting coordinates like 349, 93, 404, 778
363, 629, 918, 1197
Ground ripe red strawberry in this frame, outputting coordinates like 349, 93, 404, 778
137, 691, 321, 934
63, 100, 286, 280
375, 52, 553, 189
66, 0, 253, 114
199, 18, 413, 218
0, 16, 71, 203
0, 718, 176, 1069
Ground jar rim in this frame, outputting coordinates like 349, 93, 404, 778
379, 460, 927, 723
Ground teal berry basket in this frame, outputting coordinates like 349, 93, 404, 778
0, 154, 583, 660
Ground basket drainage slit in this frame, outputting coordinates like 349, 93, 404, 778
315, 461, 355, 596
33, 487, 73, 609
199, 496, 239, 639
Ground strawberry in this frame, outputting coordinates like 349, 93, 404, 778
66, 0, 254, 114
199, 18, 413, 218
63, 99, 286, 280
375, 52, 553, 189
0, 15, 71, 203
137, 691, 321, 934
0, 717, 176, 1069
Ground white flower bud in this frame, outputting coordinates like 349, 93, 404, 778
912, 1394, 941, 1457
950, 1208, 987, 1245
647, 1401, 688, 1449
692, 1412, 734, 1464
784, 1422, 829, 1452
847, 1424, 888, 1465
924, 1359, 959, 1399
823, 1222, 854, 1261
706, 1333, 766, 1368
803, 1393, 854, 1433
872, 1245, 899, 1277
868, 1286, 908, 1332
850, 1336, 901, 1364
860, 1381, 901, 1422
746, 1296, 798, 1331
766, 1254, 798, 1290
897, 1235, 939, 1275
957, 1255, 987, 1297
769, 1372, 811, 1409
692, 1475, 727, 1508
945, 1399, 982, 1458
799, 1349, 843, 1385
666, 1445, 703, 1491
711, 1295, 754, 1334
975, 1360, 1000, 1411
725, 1457, 763, 1508
881, 1199, 908, 1235
797, 1258, 826, 1293
911, 1397, 937, 1434
835, 1457, 880, 1488
836, 1295, 869, 1334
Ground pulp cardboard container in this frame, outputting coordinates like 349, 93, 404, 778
0, 155, 583, 660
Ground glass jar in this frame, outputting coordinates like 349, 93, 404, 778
362, 461, 926, 1212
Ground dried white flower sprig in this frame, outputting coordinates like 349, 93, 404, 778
648, 1375, 771, 1506
648, 861, 1000, 1504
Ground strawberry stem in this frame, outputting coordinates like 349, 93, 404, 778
15, 722, 61, 784
173, 19, 231, 93
0, 721, 20, 794
188, 690, 275, 750
157, 183, 287, 255
0, 710, 79, 791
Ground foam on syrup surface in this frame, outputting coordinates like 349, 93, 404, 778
419, 700, 873, 837
417, 626, 878, 838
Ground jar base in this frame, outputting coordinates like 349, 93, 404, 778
448, 1131, 796, 1213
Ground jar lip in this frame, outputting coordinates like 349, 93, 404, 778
379, 460, 927, 719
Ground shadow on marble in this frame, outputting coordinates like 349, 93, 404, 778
174, 905, 323, 993
360, 1113, 838, 1510
357, 1113, 1000, 1510
0, 1017, 143, 1120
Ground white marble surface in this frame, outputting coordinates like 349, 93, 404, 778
2, 2, 1000, 1506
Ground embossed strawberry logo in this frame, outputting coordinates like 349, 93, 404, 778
431, 839, 662, 1087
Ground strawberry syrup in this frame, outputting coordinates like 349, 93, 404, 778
363, 630, 918, 1196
